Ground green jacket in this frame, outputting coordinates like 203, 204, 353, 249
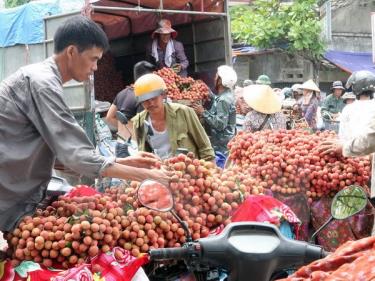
132, 103, 215, 161
202, 89, 236, 154
321, 94, 345, 119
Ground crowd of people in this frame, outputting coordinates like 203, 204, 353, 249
234, 72, 375, 140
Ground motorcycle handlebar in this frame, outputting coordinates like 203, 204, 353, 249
150, 247, 189, 260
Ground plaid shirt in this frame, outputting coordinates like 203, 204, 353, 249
244, 109, 286, 132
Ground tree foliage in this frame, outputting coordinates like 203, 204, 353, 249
230, 0, 325, 63
5, 0, 30, 8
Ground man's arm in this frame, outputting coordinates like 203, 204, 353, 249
343, 122, 375, 157
105, 104, 118, 129
320, 95, 333, 118
102, 163, 170, 187
174, 41, 189, 70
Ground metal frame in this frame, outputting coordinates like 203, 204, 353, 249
92, 4, 227, 17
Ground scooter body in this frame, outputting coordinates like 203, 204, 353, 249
150, 222, 324, 281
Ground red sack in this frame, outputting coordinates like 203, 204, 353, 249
273, 192, 311, 241
210, 195, 301, 237
279, 236, 375, 281
50, 264, 93, 281
64, 185, 100, 198
90, 247, 149, 281
28, 269, 61, 281
0, 261, 15, 281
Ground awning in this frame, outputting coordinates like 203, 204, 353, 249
324, 50, 375, 74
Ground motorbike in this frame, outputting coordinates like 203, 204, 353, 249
136, 180, 368, 281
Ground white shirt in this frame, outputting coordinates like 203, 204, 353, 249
339, 100, 375, 143
148, 116, 172, 159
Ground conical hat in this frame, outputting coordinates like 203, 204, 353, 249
300, 79, 320, 92
243, 85, 282, 114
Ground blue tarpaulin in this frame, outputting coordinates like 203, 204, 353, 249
0, 0, 84, 48
324, 50, 375, 74
0, 0, 61, 47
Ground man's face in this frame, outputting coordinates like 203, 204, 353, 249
333, 88, 343, 98
142, 95, 164, 114
68, 46, 103, 82
159, 33, 171, 45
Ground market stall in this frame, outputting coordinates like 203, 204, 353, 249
2, 130, 374, 280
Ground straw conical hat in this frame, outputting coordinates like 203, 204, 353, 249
243, 85, 282, 114
300, 79, 320, 92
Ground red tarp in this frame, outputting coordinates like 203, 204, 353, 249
91, 0, 225, 39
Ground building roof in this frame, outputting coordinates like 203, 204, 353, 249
323, 50, 375, 74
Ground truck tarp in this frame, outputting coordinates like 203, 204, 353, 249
0, 0, 84, 47
91, 0, 225, 40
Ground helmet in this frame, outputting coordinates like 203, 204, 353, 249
281, 87, 293, 99
291, 83, 302, 93
255, 74, 271, 85
134, 73, 167, 103
346, 70, 375, 96
242, 79, 254, 87
217, 65, 237, 89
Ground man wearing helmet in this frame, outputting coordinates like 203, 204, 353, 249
319, 71, 375, 195
192, 65, 237, 154
132, 73, 215, 161
338, 73, 375, 143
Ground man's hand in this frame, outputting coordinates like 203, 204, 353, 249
147, 168, 173, 187
172, 64, 182, 73
191, 103, 204, 116
116, 151, 161, 169
318, 140, 343, 156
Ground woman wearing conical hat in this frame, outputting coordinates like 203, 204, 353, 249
242, 85, 286, 132
293, 79, 320, 130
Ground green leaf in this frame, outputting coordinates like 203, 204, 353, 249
230, 0, 325, 60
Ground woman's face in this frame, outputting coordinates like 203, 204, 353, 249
159, 33, 171, 45
303, 89, 312, 96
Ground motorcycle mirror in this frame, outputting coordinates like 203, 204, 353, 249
138, 180, 194, 242
310, 185, 367, 243
331, 185, 367, 220
116, 111, 129, 125
137, 180, 174, 212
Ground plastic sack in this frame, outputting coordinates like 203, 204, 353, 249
231, 195, 300, 235
0, 261, 15, 281
279, 236, 375, 281
210, 195, 301, 238
51, 264, 92, 281
215, 151, 226, 169
90, 247, 149, 281
310, 196, 374, 252
64, 185, 100, 198
272, 192, 311, 241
